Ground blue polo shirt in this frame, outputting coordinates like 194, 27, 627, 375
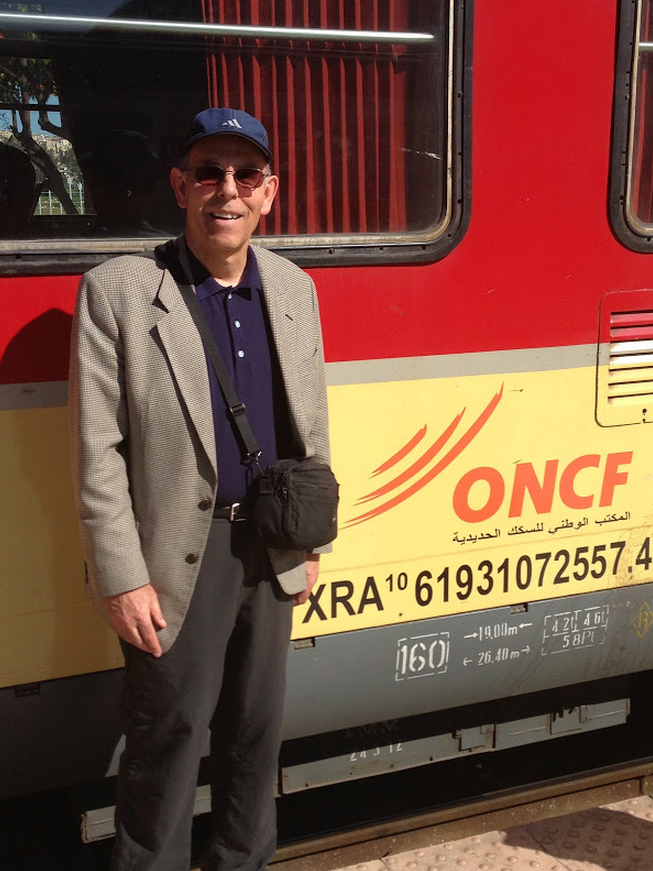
189, 247, 290, 505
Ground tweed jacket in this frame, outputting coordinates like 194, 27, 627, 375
68, 240, 331, 653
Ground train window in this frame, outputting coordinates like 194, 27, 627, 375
0, 1, 471, 273
611, 0, 653, 250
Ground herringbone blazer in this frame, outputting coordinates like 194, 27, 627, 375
68, 240, 331, 653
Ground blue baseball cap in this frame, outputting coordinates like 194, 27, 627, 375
182, 108, 272, 163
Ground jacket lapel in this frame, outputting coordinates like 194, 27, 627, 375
153, 268, 217, 478
255, 249, 309, 442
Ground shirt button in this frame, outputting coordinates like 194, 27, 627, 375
234, 320, 241, 328
227, 292, 233, 300
198, 498, 211, 511
185, 553, 199, 564
237, 349, 245, 358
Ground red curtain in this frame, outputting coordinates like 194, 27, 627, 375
200, 0, 408, 236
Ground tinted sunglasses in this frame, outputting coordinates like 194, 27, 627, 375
185, 164, 269, 190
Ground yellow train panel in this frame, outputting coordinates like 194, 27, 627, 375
297, 365, 653, 636
0, 405, 121, 688
2, 361, 651, 686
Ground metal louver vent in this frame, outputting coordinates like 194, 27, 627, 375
607, 310, 653, 406
597, 290, 653, 426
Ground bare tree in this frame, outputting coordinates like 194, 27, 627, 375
0, 55, 78, 214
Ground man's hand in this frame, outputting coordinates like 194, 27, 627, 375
104, 583, 167, 657
294, 554, 320, 606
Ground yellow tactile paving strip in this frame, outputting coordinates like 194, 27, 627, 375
333, 796, 653, 871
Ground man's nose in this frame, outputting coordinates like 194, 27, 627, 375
215, 169, 239, 198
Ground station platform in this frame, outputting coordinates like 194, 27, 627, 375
330, 794, 653, 871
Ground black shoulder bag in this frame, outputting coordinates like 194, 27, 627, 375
172, 256, 339, 551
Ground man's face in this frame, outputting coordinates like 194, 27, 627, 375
170, 134, 278, 264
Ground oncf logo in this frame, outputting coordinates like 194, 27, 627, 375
345, 385, 633, 529
453, 452, 633, 523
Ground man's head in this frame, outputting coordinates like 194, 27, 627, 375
170, 108, 278, 275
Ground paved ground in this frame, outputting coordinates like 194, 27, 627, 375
332, 795, 653, 871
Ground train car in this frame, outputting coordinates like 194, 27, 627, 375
3, 0, 653, 835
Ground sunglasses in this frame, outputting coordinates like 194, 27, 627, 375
185, 164, 269, 190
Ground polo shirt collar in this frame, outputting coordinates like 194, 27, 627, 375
187, 245, 261, 302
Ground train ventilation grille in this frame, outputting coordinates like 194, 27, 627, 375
607, 311, 653, 402
597, 290, 653, 426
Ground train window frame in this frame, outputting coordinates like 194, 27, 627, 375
610, 0, 653, 251
0, 2, 473, 275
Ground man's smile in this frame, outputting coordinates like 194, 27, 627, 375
209, 212, 241, 221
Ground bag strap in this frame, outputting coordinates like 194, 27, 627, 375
156, 240, 261, 461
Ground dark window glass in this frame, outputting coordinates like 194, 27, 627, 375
612, 0, 653, 248
627, 0, 653, 232
0, 1, 463, 263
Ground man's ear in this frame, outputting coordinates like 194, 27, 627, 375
260, 174, 279, 217
169, 167, 187, 209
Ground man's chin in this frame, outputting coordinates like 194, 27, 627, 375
191, 231, 246, 253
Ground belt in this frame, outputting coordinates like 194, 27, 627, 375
213, 501, 248, 521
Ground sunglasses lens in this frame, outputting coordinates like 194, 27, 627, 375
194, 165, 224, 185
234, 168, 264, 188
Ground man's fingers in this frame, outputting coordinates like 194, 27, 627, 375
151, 600, 167, 630
104, 584, 165, 656
137, 622, 163, 657
294, 589, 309, 607
294, 556, 320, 606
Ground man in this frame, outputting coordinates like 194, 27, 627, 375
68, 108, 332, 871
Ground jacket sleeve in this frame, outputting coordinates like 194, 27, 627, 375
68, 270, 151, 597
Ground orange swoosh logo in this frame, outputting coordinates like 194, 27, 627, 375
344, 385, 504, 527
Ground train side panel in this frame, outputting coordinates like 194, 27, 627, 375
3, 0, 653, 798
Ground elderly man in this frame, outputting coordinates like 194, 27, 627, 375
69, 108, 332, 871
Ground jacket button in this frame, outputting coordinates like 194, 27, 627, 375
185, 553, 199, 564
198, 498, 211, 511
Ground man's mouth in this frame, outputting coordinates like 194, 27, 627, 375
210, 212, 241, 222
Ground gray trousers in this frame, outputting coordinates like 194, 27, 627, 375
110, 518, 295, 871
